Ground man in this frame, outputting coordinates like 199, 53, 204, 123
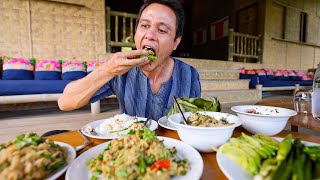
58, 0, 201, 120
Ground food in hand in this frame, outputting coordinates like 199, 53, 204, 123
0, 133, 66, 179
144, 46, 157, 62
87, 128, 189, 179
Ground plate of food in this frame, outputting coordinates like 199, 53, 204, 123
216, 133, 320, 180
158, 116, 177, 131
0, 133, 76, 180
66, 128, 203, 180
81, 114, 158, 139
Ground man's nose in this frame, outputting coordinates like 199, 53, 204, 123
145, 27, 157, 41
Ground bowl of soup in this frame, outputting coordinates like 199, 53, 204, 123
168, 111, 242, 153
231, 105, 297, 136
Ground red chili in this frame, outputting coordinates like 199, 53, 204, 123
150, 159, 171, 171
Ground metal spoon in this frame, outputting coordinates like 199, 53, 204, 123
75, 130, 93, 152
173, 96, 188, 125
143, 119, 151, 127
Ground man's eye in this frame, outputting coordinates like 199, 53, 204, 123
140, 24, 149, 28
158, 29, 167, 34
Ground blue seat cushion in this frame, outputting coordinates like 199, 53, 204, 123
0, 80, 72, 95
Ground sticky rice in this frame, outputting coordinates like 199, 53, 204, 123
94, 114, 147, 137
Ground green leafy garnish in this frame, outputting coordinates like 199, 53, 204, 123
47, 160, 66, 171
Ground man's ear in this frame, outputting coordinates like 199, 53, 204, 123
173, 36, 182, 50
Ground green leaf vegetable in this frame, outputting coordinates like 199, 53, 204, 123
167, 97, 221, 118
145, 49, 157, 62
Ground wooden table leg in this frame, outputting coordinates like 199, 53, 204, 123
291, 125, 298, 132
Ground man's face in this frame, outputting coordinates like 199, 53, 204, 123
134, 3, 181, 70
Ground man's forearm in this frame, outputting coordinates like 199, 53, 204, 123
58, 67, 114, 111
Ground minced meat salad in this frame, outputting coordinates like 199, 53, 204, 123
0, 133, 66, 180
87, 128, 189, 180
187, 112, 235, 127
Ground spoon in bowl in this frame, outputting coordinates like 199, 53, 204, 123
173, 96, 188, 125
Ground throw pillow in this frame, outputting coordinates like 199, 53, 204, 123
266, 69, 275, 80
274, 70, 284, 80
295, 70, 303, 81
282, 70, 290, 81
2, 57, 34, 80
35, 59, 62, 80
62, 61, 86, 80
87, 61, 102, 73
245, 69, 256, 74
255, 69, 266, 75
239, 67, 245, 74
288, 70, 299, 80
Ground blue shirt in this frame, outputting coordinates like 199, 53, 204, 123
90, 58, 201, 120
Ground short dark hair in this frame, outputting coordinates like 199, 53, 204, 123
135, 0, 185, 40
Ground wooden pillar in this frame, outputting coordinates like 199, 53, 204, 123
106, 7, 111, 52
228, 29, 234, 61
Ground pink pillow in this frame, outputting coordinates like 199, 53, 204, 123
288, 70, 296, 76
34, 60, 61, 80
266, 69, 274, 76
239, 67, 245, 74
35, 60, 61, 71
255, 69, 266, 75
87, 61, 103, 73
245, 69, 256, 74
2, 57, 34, 80
274, 70, 282, 76
62, 61, 87, 80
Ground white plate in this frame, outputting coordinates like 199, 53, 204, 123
66, 136, 204, 180
46, 142, 76, 180
81, 119, 158, 139
216, 137, 319, 180
158, 116, 177, 131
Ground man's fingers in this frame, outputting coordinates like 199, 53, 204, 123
123, 56, 149, 66
121, 49, 147, 59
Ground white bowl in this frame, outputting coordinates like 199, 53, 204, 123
168, 111, 242, 153
231, 105, 297, 136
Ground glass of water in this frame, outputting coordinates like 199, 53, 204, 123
294, 89, 312, 115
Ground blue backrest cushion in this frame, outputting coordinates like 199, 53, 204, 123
35, 71, 61, 80
266, 75, 275, 80
276, 76, 290, 81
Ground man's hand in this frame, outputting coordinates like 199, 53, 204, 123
101, 49, 149, 76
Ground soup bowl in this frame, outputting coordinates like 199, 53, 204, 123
231, 105, 297, 136
168, 111, 242, 153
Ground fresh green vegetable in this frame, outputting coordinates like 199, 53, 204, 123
167, 97, 221, 117
14, 133, 46, 149
276, 134, 292, 162
304, 146, 320, 162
